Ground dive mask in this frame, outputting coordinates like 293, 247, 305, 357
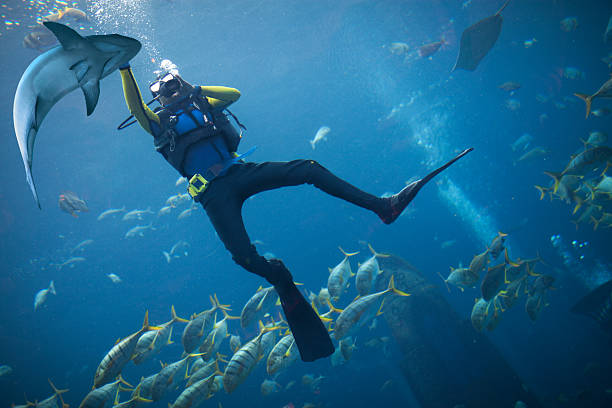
150, 73, 181, 97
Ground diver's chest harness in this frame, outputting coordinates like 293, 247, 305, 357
153, 88, 246, 198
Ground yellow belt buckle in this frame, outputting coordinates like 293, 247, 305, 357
188, 173, 208, 198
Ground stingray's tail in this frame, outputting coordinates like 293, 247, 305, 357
496, 0, 512, 15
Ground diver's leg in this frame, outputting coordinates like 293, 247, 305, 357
235, 151, 473, 224
237, 160, 387, 213
200, 183, 334, 361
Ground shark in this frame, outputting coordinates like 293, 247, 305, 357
13, 21, 141, 208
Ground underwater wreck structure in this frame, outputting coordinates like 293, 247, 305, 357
375, 255, 542, 408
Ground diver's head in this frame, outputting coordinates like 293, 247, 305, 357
150, 72, 196, 106
150, 59, 194, 106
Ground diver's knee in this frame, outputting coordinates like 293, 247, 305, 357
232, 253, 257, 271
301, 159, 324, 183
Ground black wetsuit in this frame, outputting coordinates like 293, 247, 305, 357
199, 160, 385, 281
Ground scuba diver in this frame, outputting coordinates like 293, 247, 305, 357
118, 59, 472, 362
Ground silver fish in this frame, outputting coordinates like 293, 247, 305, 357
124, 223, 155, 239
182, 295, 231, 354
151, 354, 201, 401
355, 244, 389, 297
310, 126, 330, 149
97, 206, 126, 221
122, 207, 154, 221
133, 305, 188, 365
93, 311, 158, 388
327, 247, 359, 301
223, 323, 280, 393
332, 276, 409, 340
71, 239, 93, 253
34, 280, 56, 310
170, 372, 218, 408
240, 286, 278, 328
266, 333, 299, 375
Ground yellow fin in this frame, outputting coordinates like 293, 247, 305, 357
221, 308, 240, 320
339, 247, 360, 257
142, 310, 149, 330
368, 243, 390, 258
47, 379, 69, 396
437, 271, 451, 293
167, 326, 174, 345
504, 248, 520, 268
534, 185, 549, 200
574, 92, 592, 118
117, 374, 133, 388
171, 305, 189, 323
376, 298, 386, 316
388, 275, 410, 297
213, 293, 232, 311
325, 298, 343, 313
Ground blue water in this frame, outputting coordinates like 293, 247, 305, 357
1, 0, 612, 407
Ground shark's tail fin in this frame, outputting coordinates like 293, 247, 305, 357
574, 93, 592, 118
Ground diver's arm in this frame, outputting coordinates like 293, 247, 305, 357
119, 66, 161, 135
200, 86, 241, 109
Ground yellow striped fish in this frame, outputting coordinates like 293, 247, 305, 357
332, 276, 409, 340
151, 353, 202, 401
170, 371, 220, 408
133, 305, 189, 365
266, 333, 299, 376
240, 286, 278, 329
327, 247, 359, 301
223, 322, 280, 393
355, 244, 389, 296
94, 311, 160, 388
78, 375, 131, 408
182, 295, 231, 354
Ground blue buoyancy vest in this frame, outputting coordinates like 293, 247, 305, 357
153, 89, 242, 177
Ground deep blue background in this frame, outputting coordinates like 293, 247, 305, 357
1, 0, 612, 407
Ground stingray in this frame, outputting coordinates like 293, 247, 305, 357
452, 0, 511, 71
571, 279, 612, 333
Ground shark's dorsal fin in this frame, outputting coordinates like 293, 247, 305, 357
43, 21, 84, 51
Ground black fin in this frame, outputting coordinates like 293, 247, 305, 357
43, 22, 84, 51
277, 283, 334, 362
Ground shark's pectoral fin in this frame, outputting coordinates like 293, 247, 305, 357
81, 80, 100, 116
70, 59, 90, 83
43, 21, 84, 50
